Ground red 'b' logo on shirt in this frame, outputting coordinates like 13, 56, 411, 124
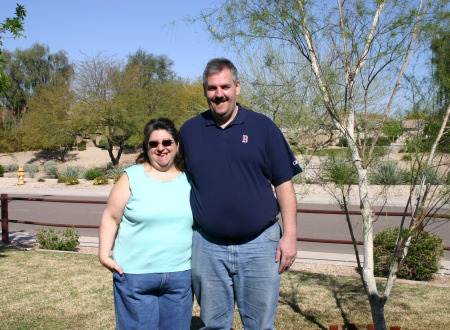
242, 135, 248, 143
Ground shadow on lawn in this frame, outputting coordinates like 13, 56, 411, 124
279, 271, 366, 329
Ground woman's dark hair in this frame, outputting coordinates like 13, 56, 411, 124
136, 118, 184, 172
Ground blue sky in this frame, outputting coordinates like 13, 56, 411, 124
0, 0, 235, 80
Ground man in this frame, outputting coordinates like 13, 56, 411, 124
179, 58, 302, 329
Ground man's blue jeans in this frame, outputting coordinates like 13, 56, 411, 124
192, 222, 282, 330
113, 270, 193, 329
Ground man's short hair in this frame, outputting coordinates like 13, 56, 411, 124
202, 58, 239, 87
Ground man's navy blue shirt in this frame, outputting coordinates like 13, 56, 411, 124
179, 104, 302, 240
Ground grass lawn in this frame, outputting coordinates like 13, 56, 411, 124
1, 247, 449, 329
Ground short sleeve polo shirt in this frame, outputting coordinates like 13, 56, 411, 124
179, 104, 302, 239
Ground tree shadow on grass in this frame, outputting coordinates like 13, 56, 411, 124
279, 271, 367, 329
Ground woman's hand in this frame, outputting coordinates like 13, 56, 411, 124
99, 255, 123, 275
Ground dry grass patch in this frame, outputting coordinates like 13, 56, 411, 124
1, 247, 449, 329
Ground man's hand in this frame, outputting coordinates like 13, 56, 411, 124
276, 234, 297, 273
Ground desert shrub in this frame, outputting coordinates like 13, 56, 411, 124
57, 176, 80, 185
59, 166, 83, 179
23, 163, 38, 178
374, 227, 444, 281
376, 136, 392, 147
370, 162, 409, 185
3, 163, 19, 172
383, 119, 404, 142
323, 156, 358, 185
0, 165, 4, 177
84, 169, 105, 180
77, 141, 87, 151
107, 165, 126, 179
35, 227, 80, 251
106, 161, 114, 170
37, 178, 45, 182
93, 175, 109, 185
401, 154, 412, 161
98, 139, 109, 149
44, 160, 58, 177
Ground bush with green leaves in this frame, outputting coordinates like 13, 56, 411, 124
35, 227, 80, 251
44, 160, 58, 177
23, 163, 39, 178
98, 139, 109, 149
77, 140, 87, 151
57, 176, 80, 185
93, 175, 109, 185
59, 166, 83, 179
370, 162, 410, 185
374, 227, 444, 281
3, 163, 19, 172
323, 156, 358, 185
0, 165, 4, 177
84, 169, 106, 180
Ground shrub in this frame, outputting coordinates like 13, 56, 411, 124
374, 227, 444, 281
35, 227, 80, 251
93, 175, 109, 185
106, 161, 114, 170
84, 169, 105, 180
376, 136, 392, 147
60, 166, 83, 179
77, 140, 87, 151
4, 163, 19, 172
401, 154, 412, 161
98, 139, 109, 149
370, 162, 409, 185
107, 165, 126, 179
23, 163, 39, 178
57, 176, 80, 185
0, 165, 4, 177
37, 178, 45, 182
44, 160, 58, 177
323, 156, 358, 185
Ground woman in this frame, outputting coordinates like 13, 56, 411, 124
99, 118, 193, 329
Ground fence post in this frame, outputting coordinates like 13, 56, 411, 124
1, 194, 9, 244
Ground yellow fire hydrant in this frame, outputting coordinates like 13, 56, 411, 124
17, 167, 25, 185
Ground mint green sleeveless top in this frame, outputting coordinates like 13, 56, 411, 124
113, 164, 193, 274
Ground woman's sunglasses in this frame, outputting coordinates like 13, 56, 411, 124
148, 139, 175, 148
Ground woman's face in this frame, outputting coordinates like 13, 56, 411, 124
147, 129, 178, 171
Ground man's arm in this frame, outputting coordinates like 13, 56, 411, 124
274, 180, 298, 274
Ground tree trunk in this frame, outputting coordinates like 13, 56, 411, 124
369, 295, 387, 330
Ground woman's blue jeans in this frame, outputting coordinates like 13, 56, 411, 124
113, 270, 193, 329
192, 222, 282, 330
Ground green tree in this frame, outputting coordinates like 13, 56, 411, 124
193, 1, 449, 328
0, 3, 26, 94
22, 83, 77, 161
126, 48, 176, 86
2, 43, 73, 116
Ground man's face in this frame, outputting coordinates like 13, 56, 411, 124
204, 68, 241, 126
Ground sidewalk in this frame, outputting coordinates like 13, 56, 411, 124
5, 229, 450, 276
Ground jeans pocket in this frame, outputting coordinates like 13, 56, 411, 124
261, 222, 281, 242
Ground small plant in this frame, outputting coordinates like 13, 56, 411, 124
84, 169, 105, 180
35, 227, 80, 251
401, 154, 412, 162
23, 163, 39, 178
107, 165, 126, 179
0, 165, 4, 177
77, 140, 87, 151
106, 161, 114, 170
370, 162, 409, 185
93, 175, 109, 185
60, 166, 83, 179
323, 156, 358, 185
98, 139, 109, 149
4, 163, 19, 172
374, 227, 444, 281
44, 160, 58, 177
58, 176, 80, 185
37, 178, 45, 182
